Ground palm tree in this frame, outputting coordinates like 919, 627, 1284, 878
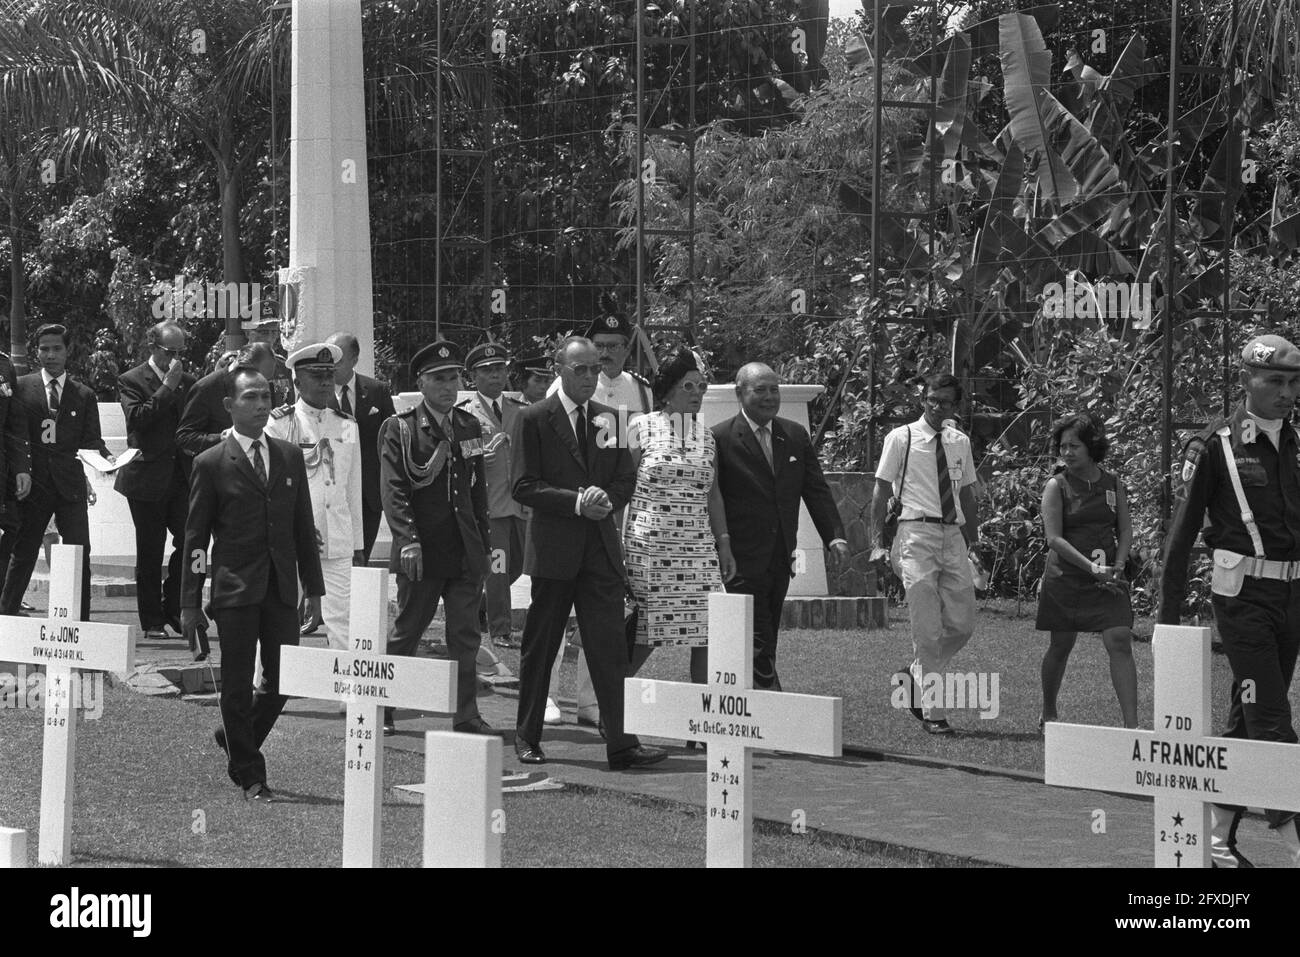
0, 0, 145, 361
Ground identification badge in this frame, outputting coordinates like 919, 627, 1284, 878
1105, 489, 1116, 508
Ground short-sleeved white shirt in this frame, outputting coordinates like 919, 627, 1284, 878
875, 417, 976, 523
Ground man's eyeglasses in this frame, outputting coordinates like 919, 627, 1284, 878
566, 363, 601, 377
924, 395, 957, 409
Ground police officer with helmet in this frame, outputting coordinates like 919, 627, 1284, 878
1160, 333, 1300, 868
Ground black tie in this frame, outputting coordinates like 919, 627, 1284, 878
250, 439, 268, 486
935, 437, 957, 523
575, 405, 589, 465
492, 398, 501, 423
48, 379, 60, 414
340, 385, 352, 416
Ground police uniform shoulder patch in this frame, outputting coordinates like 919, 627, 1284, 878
329, 407, 355, 422
455, 397, 473, 407
504, 394, 527, 405
270, 404, 294, 419
628, 370, 650, 386
1180, 425, 1218, 483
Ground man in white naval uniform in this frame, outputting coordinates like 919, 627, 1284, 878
543, 308, 650, 730
266, 342, 364, 659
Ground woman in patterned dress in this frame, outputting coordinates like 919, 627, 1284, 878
1037, 412, 1137, 729
624, 348, 737, 688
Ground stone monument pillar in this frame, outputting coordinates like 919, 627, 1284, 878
284, 0, 375, 374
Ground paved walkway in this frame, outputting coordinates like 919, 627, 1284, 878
19, 589, 1292, 868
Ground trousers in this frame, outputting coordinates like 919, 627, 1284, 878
1212, 578, 1300, 828
483, 515, 525, 637
891, 521, 975, 720
214, 575, 298, 788
386, 571, 483, 726
0, 489, 91, 620
319, 555, 352, 652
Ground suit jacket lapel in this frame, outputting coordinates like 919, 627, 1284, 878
265, 436, 284, 489
225, 434, 262, 490
549, 397, 585, 471
735, 416, 773, 481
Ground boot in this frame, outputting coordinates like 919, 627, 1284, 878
1210, 806, 1253, 868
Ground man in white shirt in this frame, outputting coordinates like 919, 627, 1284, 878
869, 373, 979, 734
265, 343, 364, 657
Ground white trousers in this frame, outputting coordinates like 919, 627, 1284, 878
320, 556, 352, 652
892, 522, 976, 720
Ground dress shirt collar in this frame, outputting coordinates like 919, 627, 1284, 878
740, 409, 772, 436
231, 428, 264, 456
148, 358, 169, 382
40, 369, 67, 392
557, 388, 587, 419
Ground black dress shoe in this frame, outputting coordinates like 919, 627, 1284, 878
515, 741, 546, 764
608, 745, 668, 770
244, 782, 275, 803
454, 717, 506, 736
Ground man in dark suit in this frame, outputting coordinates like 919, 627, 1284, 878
0, 348, 31, 588
379, 340, 498, 736
713, 362, 849, 690
181, 365, 324, 803
0, 324, 113, 619
114, 321, 195, 638
326, 332, 395, 562
176, 342, 278, 475
511, 336, 666, 770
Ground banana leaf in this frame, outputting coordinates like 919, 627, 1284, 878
934, 32, 972, 162
999, 12, 1077, 207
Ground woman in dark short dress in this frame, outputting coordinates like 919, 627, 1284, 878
1037, 412, 1137, 729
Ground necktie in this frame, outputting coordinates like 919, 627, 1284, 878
935, 436, 957, 523
757, 424, 774, 471
340, 385, 352, 416
250, 439, 268, 486
491, 399, 501, 423
48, 378, 60, 414
575, 405, 589, 465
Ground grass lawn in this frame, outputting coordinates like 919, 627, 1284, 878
520, 599, 1299, 776
0, 684, 915, 867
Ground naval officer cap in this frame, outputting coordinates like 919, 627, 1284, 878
1241, 335, 1300, 372
411, 339, 464, 377
286, 342, 342, 371
585, 311, 632, 340
466, 342, 510, 370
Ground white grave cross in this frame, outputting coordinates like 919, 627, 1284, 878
280, 567, 456, 868
0, 544, 133, 865
1046, 624, 1300, 867
624, 592, 842, 867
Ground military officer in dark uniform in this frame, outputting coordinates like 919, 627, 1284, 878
378, 340, 498, 737
1161, 334, 1300, 868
